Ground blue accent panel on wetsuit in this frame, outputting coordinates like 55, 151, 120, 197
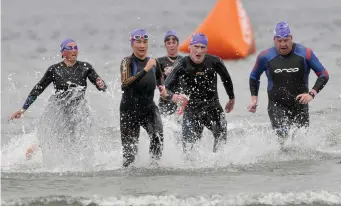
131, 59, 138, 97
250, 47, 277, 92
22, 95, 37, 110
132, 58, 138, 76
293, 44, 310, 87
264, 48, 278, 92
308, 52, 328, 77
132, 57, 155, 75
293, 43, 329, 88
265, 69, 273, 91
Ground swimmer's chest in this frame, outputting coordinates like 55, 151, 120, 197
53, 66, 89, 86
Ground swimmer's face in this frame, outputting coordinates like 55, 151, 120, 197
132, 39, 148, 59
62, 42, 78, 62
274, 35, 293, 55
189, 43, 207, 64
164, 36, 179, 57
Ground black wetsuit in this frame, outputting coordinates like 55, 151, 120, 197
164, 54, 235, 152
250, 43, 329, 139
22, 61, 107, 110
156, 55, 183, 115
120, 54, 164, 167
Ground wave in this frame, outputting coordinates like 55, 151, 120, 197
2, 190, 341, 206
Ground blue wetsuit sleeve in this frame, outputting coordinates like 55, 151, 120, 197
306, 48, 329, 93
249, 53, 266, 96
22, 67, 53, 110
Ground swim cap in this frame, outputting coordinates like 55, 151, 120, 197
189, 33, 208, 46
274, 22, 291, 38
130, 29, 149, 44
60, 38, 76, 53
164, 30, 179, 42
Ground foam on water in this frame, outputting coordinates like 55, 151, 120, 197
2, 106, 340, 173
2, 190, 341, 206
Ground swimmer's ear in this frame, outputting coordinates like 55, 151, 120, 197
61, 50, 67, 58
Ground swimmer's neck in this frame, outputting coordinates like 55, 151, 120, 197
64, 59, 77, 67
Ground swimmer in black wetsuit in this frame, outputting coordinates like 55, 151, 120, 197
119, 29, 164, 167
160, 33, 235, 153
248, 22, 329, 143
157, 31, 183, 115
9, 38, 107, 159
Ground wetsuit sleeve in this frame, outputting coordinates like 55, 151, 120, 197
155, 59, 163, 86
164, 59, 185, 91
249, 53, 266, 96
120, 57, 147, 90
87, 64, 107, 91
306, 48, 329, 93
22, 67, 53, 110
156, 57, 165, 73
163, 59, 186, 101
215, 58, 235, 99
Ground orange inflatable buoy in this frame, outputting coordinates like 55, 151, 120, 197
179, 0, 256, 60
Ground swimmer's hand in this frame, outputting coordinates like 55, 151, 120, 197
296, 93, 313, 104
248, 96, 258, 113
171, 94, 188, 104
225, 98, 235, 113
164, 66, 173, 76
9, 109, 26, 121
144, 58, 156, 72
96, 77, 106, 91
26, 144, 38, 160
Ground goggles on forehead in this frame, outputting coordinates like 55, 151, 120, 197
130, 34, 149, 41
274, 35, 291, 39
62, 45, 78, 51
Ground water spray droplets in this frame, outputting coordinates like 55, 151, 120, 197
34, 71, 41, 79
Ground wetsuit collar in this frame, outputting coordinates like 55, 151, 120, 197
60, 60, 79, 68
132, 53, 148, 62
276, 43, 296, 57
167, 55, 180, 62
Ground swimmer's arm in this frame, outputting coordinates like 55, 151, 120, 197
249, 54, 266, 97
162, 59, 185, 101
120, 57, 147, 90
87, 64, 107, 91
215, 58, 235, 99
306, 48, 329, 95
164, 59, 185, 91
22, 67, 54, 110
156, 57, 165, 73
155, 59, 164, 86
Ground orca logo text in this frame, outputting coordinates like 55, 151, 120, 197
274, 68, 299, 73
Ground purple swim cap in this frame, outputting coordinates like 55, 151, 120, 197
130, 29, 149, 44
189, 33, 208, 46
274, 22, 291, 38
60, 38, 76, 53
164, 30, 179, 41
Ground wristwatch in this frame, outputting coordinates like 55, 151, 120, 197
308, 91, 315, 99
